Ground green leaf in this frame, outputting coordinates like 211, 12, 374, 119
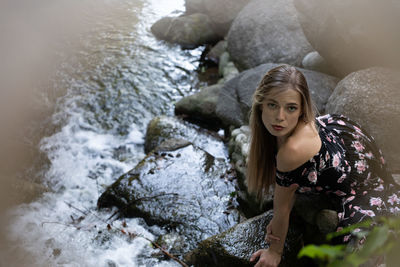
298, 244, 346, 260
386, 240, 400, 267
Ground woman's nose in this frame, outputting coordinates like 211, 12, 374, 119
276, 108, 285, 121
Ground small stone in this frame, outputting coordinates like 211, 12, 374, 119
316, 209, 338, 234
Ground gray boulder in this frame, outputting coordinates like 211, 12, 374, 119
294, 0, 400, 76
185, 0, 206, 14
144, 115, 226, 158
227, 0, 313, 70
175, 84, 223, 129
325, 67, 400, 172
98, 143, 240, 254
203, 0, 250, 37
185, 0, 250, 37
184, 210, 304, 266
150, 13, 219, 48
216, 63, 339, 128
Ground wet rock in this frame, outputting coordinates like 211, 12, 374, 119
184, 210, 304, 267
98, 143, 240, 253
227, 0, 313, 70
302, 51, 336, 76
325, 67, 400, 172
150, 14, 219, 48
144, 115, 226, 158
294, 0, 400, 76
153, 138, 191, 152
174, 84, 223, 130
216, 63, 339, 128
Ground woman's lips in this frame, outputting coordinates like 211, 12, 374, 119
272, 125, 284, 131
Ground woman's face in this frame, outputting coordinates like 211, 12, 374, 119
261, 88, 303, 143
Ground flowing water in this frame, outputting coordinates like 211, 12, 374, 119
3, 0, 218, 266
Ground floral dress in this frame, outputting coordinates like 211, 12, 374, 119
275, 114, 399, 243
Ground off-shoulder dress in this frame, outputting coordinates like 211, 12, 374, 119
275, 114, 398, 243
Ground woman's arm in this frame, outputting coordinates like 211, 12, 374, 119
250, 183, 297, 266
268, 182, 298, 254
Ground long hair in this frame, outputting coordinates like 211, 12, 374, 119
247, 64, 318, 200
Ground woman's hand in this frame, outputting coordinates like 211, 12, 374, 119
250, 248, 281, 267
265, 221, 280, 243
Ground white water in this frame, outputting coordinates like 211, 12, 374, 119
5, 0, 207, 266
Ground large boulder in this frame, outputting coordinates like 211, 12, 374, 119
185, 0, 250, 37
227, 0, 313, 70
294, 0, 400, 76
185, 0, 206, 14
98, 143, 240, 254
203, 0, 250, 38
216, 63, 339, 128
150, 13, 219, 48
184, 210, 305, 266
325, 67, 400, 172
175, 84, 223, 130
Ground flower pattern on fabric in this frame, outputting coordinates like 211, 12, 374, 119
275, 114, 398, 244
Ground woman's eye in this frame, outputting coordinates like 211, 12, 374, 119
288, 106, 297, 112
267, 103, 276, 109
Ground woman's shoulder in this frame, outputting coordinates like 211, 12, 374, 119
277, 122, 321, 172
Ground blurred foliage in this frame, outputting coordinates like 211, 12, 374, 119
298, 216, 400, 266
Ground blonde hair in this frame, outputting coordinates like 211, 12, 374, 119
247, 64, 318, 200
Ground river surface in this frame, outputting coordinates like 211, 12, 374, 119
4, 0, 218, 266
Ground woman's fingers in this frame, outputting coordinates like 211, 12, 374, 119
250, 249, 262, 262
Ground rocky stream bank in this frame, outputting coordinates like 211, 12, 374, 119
98, 0, 400, 266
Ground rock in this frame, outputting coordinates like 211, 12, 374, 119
293, 194, 339, 244
184, 210, 304, 266
227, 0, 313, 70
205, 40, 228, 64
228, 125, 272, 218
216, 63, 339, 128
97, 143, 240, 254
294, 0, 400, 76
174, 84, 223, 130
203, 0, 250, 38
185, 0, 206, 14
218, 51, 230, 77
150, 13, 219, 48
325, 67, 400, 172
185, 0, 250, 38
154, 138, 191, 152
144, 115, 226, 158
316, 209, 339, 234
220, 62, 239, 84
302, 51, 336, 76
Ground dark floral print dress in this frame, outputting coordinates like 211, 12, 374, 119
275, 114, 398, 243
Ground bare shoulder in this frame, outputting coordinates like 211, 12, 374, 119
276, 122, 321, 172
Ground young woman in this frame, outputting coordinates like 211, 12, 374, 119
247, 65, 397, 267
